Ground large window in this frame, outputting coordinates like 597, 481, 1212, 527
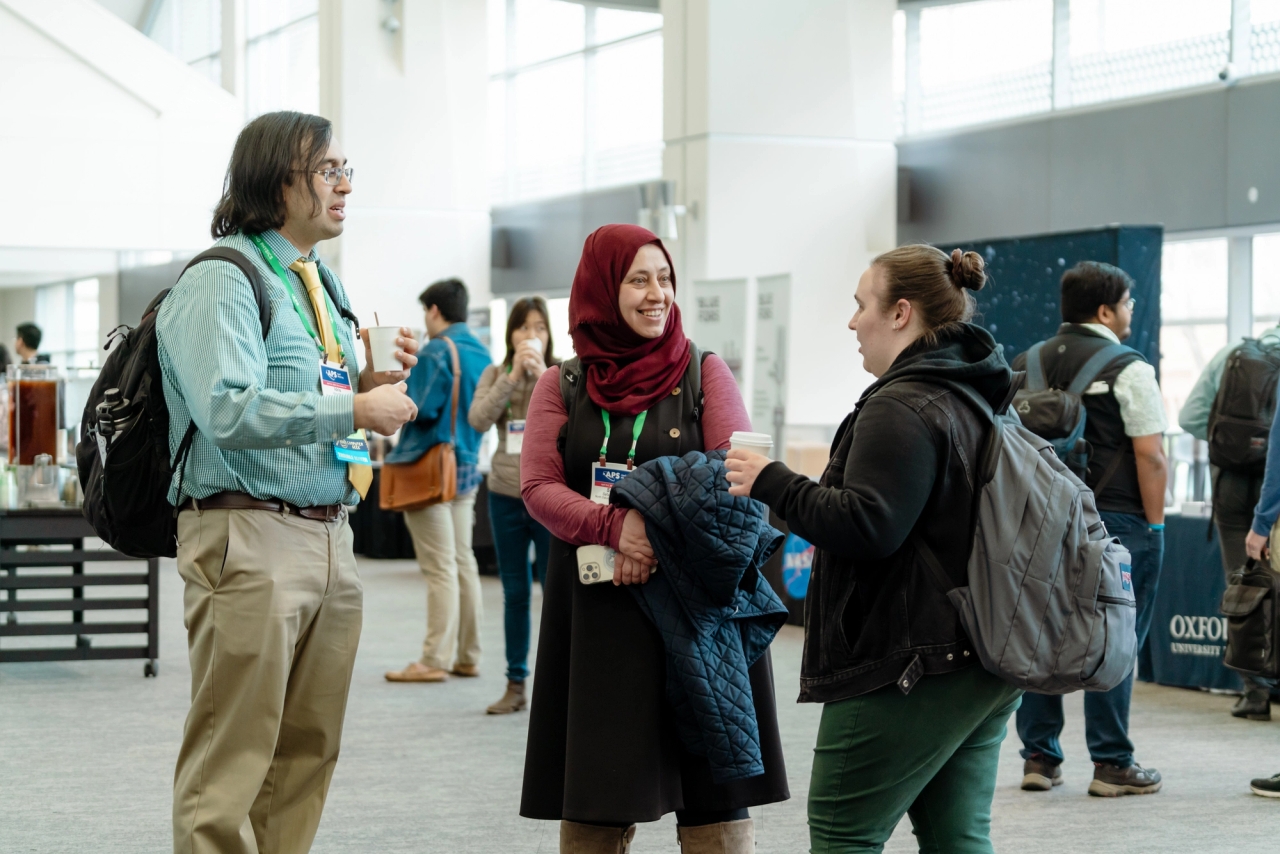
149, 0, 222, 86
914, 0, 1054, 135
35, 279, 101, 369
1160, 238, 1228, 430
897, 0, 1263, 137
1253, 231, 1280, 336
489, 0, 663, 206
144, 0, 319, 117
245, 2, 320, 117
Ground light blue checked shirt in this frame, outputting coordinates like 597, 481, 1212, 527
156, 230, 360, 507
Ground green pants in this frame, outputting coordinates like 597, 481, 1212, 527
808, 666, 1022, 854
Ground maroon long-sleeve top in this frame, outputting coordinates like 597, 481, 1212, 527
520, 355, 752, 550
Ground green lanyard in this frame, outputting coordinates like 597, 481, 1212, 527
248, 233, 346, 364
599, 410, 648, 468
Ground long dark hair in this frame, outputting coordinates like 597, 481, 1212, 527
211, 111, 333, 238
504, 297, 558, 370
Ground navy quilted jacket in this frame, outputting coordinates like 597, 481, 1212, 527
611, 450, 788, 783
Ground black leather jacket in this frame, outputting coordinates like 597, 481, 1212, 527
753, 324, 1014, 703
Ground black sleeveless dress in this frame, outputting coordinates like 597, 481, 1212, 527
519, 358, 790, 824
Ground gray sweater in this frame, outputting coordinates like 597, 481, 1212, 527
468, 363, 537, 499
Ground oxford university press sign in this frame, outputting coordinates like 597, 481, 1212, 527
1167, 614, 1230, 657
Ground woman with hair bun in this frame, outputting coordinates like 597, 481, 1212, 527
726, 245, 1022, 852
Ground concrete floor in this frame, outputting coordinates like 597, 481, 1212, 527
1, 555, 1277, 853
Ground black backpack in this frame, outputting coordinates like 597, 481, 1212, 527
1011, 340, 1132, 478
77, 246, 355, 559
1207, 338, 1280, 474
1221, 558, 1280, 679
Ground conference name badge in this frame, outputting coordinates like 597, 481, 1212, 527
590, 463, 631, 506
320, 360, 353, 396
333, 432, 372, 465
507, 419, 526, 455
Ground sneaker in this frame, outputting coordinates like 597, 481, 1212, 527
1088, 762, 1162, 797
1231, 690, 1271, 721
1022, 757, 1064, 791
1251, 772, 1280, 798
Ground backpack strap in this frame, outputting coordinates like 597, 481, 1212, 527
181, 247, 273, 339
1024, 343, 1048, 392
317, 261, 362, 331
1065, 343, 1135, 396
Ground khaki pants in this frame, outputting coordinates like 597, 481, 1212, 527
403, 491, 482, 670
172, 508, 363, 854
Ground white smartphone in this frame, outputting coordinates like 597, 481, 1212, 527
576, 544, 616, 584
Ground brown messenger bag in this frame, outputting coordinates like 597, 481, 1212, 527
379, 335, 459, 511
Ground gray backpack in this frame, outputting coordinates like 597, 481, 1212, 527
916, 387, 1137, 694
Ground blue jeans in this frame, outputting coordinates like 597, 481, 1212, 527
488, 491, 551, 682
1017, 511, 1164, 768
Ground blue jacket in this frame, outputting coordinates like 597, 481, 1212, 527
612, 450, 788, 783
386, 323, 491, 467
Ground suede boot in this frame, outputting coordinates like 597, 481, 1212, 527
676, 818, 754, 853
559, 820, 636, 854
486, 680, 527, 714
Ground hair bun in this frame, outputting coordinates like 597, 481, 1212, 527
948, 248, 986, 292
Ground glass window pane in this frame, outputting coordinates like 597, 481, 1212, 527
1068, 0, 1231, 107
190, 55, 222, 87
1253, 232, 1280, 329
590, 35, 663, 190
916, 0, 1052, 134
513, 0, 584, 68
490, 79, 509, 204
151, 0, 220, 63
545, 297, 573, 358
1254, 3, 1280, 90
246, 16, 320, 118
593, 7, 661, 45
247, 0, 320, 40
1161, 238, 1228, 322
512, 56, 585, 202
1161, 322, 1227, 434
489, 0, 508, 73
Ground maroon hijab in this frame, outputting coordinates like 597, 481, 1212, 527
568, 224, 692, 416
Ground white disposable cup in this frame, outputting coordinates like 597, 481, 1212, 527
730, 431, 774, 458
367, 326, 403, 373
520, 337, 544, 354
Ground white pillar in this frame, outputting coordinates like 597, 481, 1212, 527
318, 0, 490, 334
662, 0, 897, 433
220, 0, 245, 109
1228, 235, 1253, 345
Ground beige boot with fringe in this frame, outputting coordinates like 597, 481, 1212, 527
559, 820, 636, 853
676, 818, 755, 853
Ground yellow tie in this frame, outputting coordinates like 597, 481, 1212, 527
289, 258, 373, 500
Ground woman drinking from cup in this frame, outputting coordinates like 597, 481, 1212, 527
468, 297, 558, 715
725, 246, 1021, 853
519, 225, 789, 853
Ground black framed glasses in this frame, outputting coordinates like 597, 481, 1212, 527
309, 167, 354, 185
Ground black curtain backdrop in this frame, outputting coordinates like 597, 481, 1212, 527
939, 225, 1163, 376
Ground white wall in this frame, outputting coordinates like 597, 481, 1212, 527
662, 0, 897, 430
0, 0, 241, 258
318, 0, 490, 335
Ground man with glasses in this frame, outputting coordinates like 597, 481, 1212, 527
1010, 261, 1170, 798
157, 111, 419, 854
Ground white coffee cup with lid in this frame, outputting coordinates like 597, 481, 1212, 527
730, 431, 774, 458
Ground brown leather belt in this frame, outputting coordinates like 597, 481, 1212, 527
180, 491, 345, 522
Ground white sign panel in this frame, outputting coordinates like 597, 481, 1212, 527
752, 274, 790, 448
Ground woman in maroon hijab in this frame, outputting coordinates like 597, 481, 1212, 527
518, 225, 789, 853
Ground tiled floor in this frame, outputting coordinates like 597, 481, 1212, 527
2, 556, 1276, 852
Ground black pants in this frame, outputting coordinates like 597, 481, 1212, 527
1214, 469, 1277, 695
